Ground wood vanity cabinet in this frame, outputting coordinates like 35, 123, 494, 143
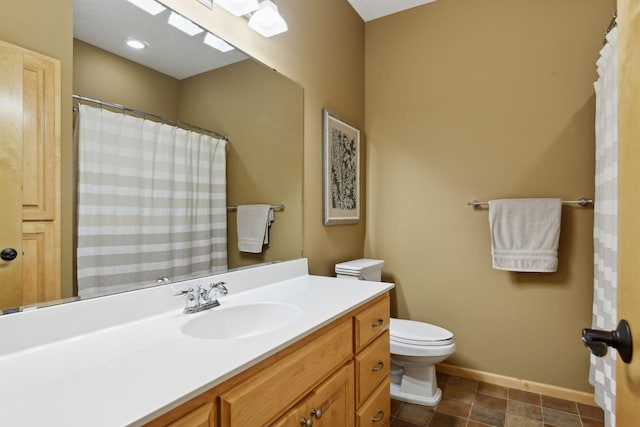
353, 297, 391, 427
145, 293, 390, 427
166, 402, 216, 427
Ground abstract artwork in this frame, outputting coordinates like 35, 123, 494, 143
322, 109, 360, 225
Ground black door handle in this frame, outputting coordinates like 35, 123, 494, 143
0, 248, 18, 261
582, 319, 633, 363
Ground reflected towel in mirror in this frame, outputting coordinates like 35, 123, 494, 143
237, 204, 275, 253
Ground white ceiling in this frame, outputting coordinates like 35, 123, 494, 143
74, 0, 248, 80
347, 0, 437, 22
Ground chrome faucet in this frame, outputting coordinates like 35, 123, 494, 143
175, 281, 228, 314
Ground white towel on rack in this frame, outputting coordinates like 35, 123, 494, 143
488, 198, 562, 272
237, 204, 275, 253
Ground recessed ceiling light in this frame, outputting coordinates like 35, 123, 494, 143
203, 33, 235, 52
168, 12, 205, 36
125, 0, 166, 16
125, 38, 148, 49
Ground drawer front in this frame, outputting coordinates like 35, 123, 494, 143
354, 295, 390, 351
220, 318, 353, 426
166, 403, 215, 427
355, 330, 390, 407
356, 378, 391, 427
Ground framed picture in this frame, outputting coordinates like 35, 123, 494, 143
322, 109, 360, 225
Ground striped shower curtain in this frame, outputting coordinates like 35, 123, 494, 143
76, 104, 228, 297
590, 26, 617, 427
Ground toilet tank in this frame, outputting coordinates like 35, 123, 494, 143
335, 259, 384, 282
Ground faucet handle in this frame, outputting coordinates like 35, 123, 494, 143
174, 288, 194, 296
175, 288, 198, 313
210, 281, 228, 295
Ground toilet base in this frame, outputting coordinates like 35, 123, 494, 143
389, 359, 443, 406
390, 382, 442, 406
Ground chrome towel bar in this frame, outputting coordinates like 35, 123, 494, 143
468, 198, 593, 208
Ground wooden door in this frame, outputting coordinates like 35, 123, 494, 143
0, 40, 60, 310
616, 0, 640, 424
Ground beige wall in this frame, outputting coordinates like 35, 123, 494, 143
161, 0, 367, 276
179, 59, 303, 269
0, 0, 74, 297
74, 39, 181, 118
364, 0, 615, 391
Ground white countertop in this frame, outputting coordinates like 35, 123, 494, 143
0, 259, 393, 426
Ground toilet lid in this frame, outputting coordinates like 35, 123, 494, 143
390, 318, 453, 346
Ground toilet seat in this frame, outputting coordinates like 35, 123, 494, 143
390, 318, 454, 346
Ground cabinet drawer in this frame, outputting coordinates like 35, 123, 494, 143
220, 318, 353, 426
166, 403, 215, 427
355, 330, 390, 407
354, 295, 390, 351
356, 378, 391, 427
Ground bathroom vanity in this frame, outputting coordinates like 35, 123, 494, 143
0, 259, 393, 426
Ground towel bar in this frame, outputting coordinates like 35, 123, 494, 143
468, 198, 593, 208
227, 204, 285, 212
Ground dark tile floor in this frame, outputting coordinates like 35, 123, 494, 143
390, 373, 605, 427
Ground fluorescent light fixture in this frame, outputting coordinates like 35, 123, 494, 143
125, 38, 148, 49
214, 0, 259, 17
248, 0, 288, 37
204, 33, 235, 52
168, 12, 204, 36
125, 0, 166, 15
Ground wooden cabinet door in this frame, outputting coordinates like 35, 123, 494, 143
304, 362, 355, 427
271, 363, 355, 427
0, 39, 60, 310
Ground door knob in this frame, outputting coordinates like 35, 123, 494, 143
582, 319, 633, 363
0, 248, 18, 261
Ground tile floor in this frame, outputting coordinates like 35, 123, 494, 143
389, 373, 605, 427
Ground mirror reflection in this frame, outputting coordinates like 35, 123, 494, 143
0, 0, 303, 312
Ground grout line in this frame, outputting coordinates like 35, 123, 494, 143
391, 374, 602, 427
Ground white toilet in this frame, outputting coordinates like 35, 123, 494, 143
335, 259, 455, 406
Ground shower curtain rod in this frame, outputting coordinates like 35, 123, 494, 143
72, 94, 229, 141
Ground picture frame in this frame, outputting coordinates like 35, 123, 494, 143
322, 108, 360, 225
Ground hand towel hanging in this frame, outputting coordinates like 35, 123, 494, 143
237, 204, 274, 253
488, 198, 562, 272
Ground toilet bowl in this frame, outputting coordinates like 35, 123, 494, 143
389, 318, 455, 405
335, 259, 455, 406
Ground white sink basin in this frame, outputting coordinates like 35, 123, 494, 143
181, 302, 303, 340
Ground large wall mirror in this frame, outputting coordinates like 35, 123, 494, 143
0, 0, 303, 313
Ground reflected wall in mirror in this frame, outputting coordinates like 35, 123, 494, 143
0, 0, 303, 313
